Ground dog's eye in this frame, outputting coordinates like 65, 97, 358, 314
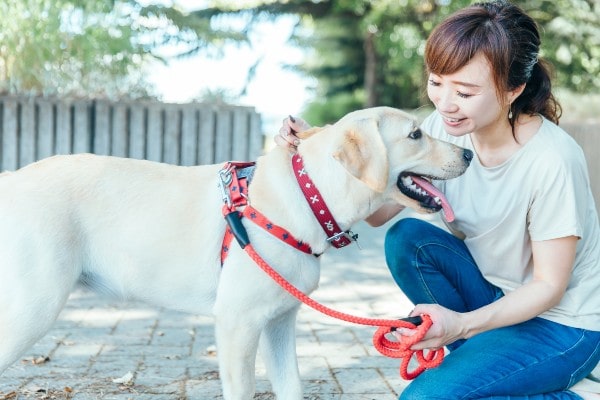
408, 128, 422, 140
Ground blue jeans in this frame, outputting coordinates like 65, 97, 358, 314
384, 218, 600, 399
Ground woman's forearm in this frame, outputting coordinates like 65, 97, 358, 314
461, 279, 565, 339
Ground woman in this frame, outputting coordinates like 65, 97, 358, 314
276, 1, 600, 398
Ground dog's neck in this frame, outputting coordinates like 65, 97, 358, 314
248, 146, 379, 254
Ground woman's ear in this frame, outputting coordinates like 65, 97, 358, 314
509, 83, 527, 104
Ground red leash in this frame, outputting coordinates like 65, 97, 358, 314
243, 244, 444, 380
218, 162, 444, 379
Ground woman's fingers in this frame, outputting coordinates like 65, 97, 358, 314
273, 133, 298, 151
274, 115, 308, 151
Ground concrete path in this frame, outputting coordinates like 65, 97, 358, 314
0, 217, 418, 400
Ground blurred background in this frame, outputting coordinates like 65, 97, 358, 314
1, 0, 598, 133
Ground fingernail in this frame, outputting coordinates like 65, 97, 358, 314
289, 115, 296, 123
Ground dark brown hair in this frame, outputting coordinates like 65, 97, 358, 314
424, 0, 561, 128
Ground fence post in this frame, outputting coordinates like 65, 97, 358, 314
73, 100, 92, 154
198, 106, 216, 165
0, 96, 263, 172
181, 106, 198, 166
163, 105, 181, 165
56, 100, 73, 155
94, 100, 111, 156
112, 102, 128, 158
37, 99, 55, 160
20, 98, 36, 166
1, 98, 19, 171
146, 103, 164, 163
129, 103, 146, 160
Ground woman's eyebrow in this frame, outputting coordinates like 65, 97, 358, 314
451, 79, 482, 88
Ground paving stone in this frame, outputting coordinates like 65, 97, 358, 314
0, 220, 417, 399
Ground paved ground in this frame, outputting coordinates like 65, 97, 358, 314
0, 216, 419, 400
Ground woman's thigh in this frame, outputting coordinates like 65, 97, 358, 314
400, 318, 600, 399
384, 218, 501, 312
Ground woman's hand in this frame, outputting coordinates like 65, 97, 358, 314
394, 303, 467, 350
274, 115, 312, 152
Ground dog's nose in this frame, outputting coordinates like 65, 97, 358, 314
463, 149, 474, 165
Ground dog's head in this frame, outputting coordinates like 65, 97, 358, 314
297, 107, 472, 221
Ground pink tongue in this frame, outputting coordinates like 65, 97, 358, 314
410, 176, 455, 222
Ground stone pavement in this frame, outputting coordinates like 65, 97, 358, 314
0, 216, 418, 400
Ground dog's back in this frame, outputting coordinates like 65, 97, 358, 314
0, 154, 228, 374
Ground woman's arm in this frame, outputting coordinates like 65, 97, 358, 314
406, 235, 578, 350
365, 203, 405, 227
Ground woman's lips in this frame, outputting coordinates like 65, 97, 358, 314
442, 115, 466, 126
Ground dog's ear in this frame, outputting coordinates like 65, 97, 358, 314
332, 119, 388, 192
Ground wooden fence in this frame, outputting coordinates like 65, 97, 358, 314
0, 96, 598, 214
0, 96, 263, 171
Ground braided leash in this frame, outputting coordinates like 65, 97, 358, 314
218, 162, 444, 379
243, 245, 444, 380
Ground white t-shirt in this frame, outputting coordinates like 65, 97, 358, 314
422, 111, 600, 331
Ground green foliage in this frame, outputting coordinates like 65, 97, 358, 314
526, 0, 600, 91
0, 0, 149, 97
195, 0, 600, 126
2, 0, 596, 114
0, 0, 245, 99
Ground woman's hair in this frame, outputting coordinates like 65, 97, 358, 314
424, 0, 561, 127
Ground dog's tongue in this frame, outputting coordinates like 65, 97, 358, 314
411, 176, 456, 222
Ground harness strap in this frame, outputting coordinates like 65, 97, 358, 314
217, 161, 444, 379
220, 162, 314, 264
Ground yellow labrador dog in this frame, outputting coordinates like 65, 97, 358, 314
0, 107, 471, 400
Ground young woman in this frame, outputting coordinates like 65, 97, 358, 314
276, 1, 600, 398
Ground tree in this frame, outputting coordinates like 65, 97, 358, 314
0, 0, 246, 98
188, 0, 473, 123
189, 0, 600, 125
528, 0, 600, 91
294, 0, 473, 123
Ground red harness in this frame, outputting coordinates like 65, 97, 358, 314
217, 157, 443, 379
219, 161, 313, 264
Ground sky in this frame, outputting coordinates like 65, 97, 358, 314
147, 10, 314, 136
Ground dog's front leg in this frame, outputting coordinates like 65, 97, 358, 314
259, 306, 303, 400
215, 315, 261, 400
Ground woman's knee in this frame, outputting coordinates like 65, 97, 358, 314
385, 218, 430, 250
384, 218, 432, 282
385, 218, 432, 263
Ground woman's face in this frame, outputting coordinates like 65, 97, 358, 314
427, 53, 508, 138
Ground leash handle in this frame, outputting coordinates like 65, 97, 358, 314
391, 316, 423, 329
242, 244, 444, 379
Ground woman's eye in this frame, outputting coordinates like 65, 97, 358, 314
457, 91, 472, 98
428, 79, 440, 86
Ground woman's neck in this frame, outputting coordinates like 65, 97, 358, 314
471, 114, 542, 167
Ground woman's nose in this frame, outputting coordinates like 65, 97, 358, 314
434, 89, 458, 113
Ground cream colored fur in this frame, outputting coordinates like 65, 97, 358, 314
0, 107, 471, 399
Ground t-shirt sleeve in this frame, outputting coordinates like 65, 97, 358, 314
527, 144, 587, 241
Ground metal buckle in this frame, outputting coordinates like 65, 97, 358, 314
326, 231, 350, 243
326, 230, 360, 248
218, 166, 234, 209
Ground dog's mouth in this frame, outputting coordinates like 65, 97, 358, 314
397, 173, 455, 222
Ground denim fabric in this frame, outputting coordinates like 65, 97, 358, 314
384, 218, 600, 399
